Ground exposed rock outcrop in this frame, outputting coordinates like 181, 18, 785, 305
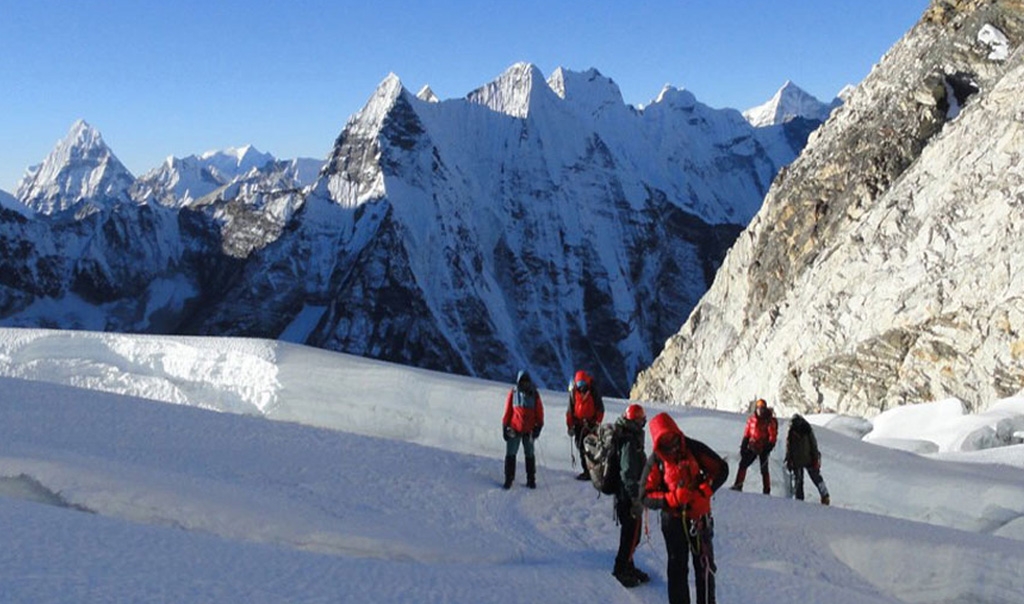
632, 0, 1024, 415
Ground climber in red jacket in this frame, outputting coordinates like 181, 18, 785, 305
730, 398, 778, 494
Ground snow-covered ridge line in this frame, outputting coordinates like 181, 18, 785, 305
0, 327, 280, 414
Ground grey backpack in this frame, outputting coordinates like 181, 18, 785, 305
583, 423, 622, 495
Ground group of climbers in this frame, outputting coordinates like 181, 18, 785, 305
730, 398, 830, 505
500, 369, 830, 604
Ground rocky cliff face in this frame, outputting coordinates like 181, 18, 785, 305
632, 0, 1024, 416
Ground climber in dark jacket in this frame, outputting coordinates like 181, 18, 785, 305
611, 404, 650, 588
784, 414, 830, 505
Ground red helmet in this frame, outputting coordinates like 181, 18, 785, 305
755, 398, 769, 417
625, 404, 646, 422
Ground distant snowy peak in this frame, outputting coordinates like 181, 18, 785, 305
466, 62, 557, 118
133, 146, 276, 208
743, 81, 839, 127
416, 85, 439, 103
198, 145, 275, 182
546, 67, 628, 118
651, 84, 699, 109
15, 120, 135, 214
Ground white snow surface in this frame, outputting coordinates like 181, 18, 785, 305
0, 327, 1022, 603
978, 23, 1011, 61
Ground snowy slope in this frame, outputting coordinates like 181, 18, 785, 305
0, 327, 1022, 602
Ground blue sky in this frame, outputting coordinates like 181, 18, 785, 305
1, 0, 929, 192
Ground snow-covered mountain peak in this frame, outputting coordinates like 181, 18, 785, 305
466, 62, 555, 118
198, 145, 274, 181
346, 73, 408, 135
66, 119, 103, 150
14, 119, 135, 214
651, 84, 698, 109
743, 81, 837, 127
132, 146, 278, 208
546, 67, 627, 117
416, 85, 439, 103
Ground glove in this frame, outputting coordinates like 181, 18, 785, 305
664, 486, 691, 509
532, 425, 543, 439
740, 437, 751, 455
630, 499, 644, 519
765, 443, 775, 454
503, 426, 516, 442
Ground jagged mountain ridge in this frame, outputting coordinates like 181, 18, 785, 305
632, 0, 1024, 415
180, 63, 818, 395
130, 145, 278, 208
0, 64, 823, 396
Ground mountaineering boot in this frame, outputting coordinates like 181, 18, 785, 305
817, 483, 830, 505
730, 467, 746, 491
503, 455, 516, 490
526, 456, 537, 489
613, 562, 641, 588
628, 564, 650, 583
576, 455, 590, 480
762, 474, 771, 495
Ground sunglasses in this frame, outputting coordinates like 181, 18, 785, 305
576, 381, 589, 393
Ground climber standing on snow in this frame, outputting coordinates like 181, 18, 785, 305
611, 404, 651, 588
784, 413, 830, 505
641, 412, 728, 604
566, 369, 604, 480
502, 370, 544, 489
730, 398, 778, 494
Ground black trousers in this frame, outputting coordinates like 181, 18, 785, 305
737, 447, 771, 478
661, 512, 715, 604
792, 465, 829, 500
614, 496, 641, 571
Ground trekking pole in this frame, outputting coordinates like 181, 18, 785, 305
569, 430, 577, 470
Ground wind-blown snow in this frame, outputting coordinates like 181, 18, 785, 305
0, 327, 1022, 602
